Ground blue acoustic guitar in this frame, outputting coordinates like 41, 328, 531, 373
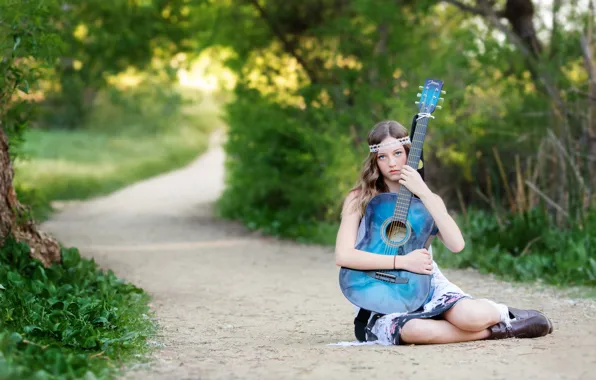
339, 79, 446, 315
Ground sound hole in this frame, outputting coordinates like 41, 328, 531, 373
385, 220, 408, 244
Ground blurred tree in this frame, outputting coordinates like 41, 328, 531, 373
0, 0, 62, 265
206, 0, 594, 236
46, 0, 207, 127
444, 0, 595, 225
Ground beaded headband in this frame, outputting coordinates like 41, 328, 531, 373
368, 136, 411, 153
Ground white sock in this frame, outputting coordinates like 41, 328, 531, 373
483, 299, 512, 327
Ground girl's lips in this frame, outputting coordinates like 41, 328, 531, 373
389, 170, 399, 174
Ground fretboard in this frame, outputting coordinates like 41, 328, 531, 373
393, 116, 429, 222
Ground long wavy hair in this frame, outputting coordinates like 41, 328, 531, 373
348, 120, 411, 216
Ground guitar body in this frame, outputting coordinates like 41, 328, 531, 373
339, 193, 437, 315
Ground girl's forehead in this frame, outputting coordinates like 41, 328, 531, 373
377, 144, 405, 155
369, 135, 411, 153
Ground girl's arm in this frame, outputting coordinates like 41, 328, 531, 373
400, 165, 465, 253
418, 191, 465, 252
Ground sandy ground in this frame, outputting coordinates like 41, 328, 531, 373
42, 132, 596, 380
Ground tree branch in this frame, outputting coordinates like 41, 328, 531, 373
246, 0, 318, 83
442, 0, 489, 16
550, 0, 562, 58
473, 0, 565, 119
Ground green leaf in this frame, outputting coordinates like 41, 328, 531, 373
7, 271, 23, 285
12, 36, 21, 51
18, 80, 30, 94
31, 370, 52, 380
92, 317, 109, 326
24, 325, 43, 334
83, 336, 98, 349
82, 371, 98, 380
9, 332, 23, 344
62, 248, 81, 268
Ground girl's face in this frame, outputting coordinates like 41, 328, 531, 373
375, 136, 408, 182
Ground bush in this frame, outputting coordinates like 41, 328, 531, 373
216, 86, 358, 238
0, 237, 155, 379
433, 208, 596, 287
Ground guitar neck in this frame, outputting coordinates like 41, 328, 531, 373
393, 116, 429, 222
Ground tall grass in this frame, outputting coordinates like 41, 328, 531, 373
444, 79, 596, 289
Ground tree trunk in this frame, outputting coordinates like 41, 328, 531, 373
502, 0, 542, 57
0, 126, 61, 267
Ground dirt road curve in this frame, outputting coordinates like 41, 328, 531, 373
42, 132, 596, 380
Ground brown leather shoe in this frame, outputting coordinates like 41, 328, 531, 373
489, 314, 551, 340
508, 307, 553, 334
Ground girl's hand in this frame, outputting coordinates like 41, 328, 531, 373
399, 248, 433, 275
399, 165, 430, 198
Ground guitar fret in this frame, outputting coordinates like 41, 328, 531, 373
392, 116, 429, 222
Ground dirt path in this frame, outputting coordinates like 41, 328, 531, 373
42, 132, 596, 380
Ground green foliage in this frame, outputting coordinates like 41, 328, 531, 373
85, 79, 185, 135
433, 208, 596, 287
214, 0, 472, 234
0, 0, 64, 156
42, 0, 208, 127
0, 237, 155, 379
209, 0, 596, 264
217, 86, 357, 236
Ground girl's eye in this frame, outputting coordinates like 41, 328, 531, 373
378, 155, 385, 160
395, 152, 402, 156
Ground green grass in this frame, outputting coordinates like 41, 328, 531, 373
13, 113, 217, 221
0, 237, 155, 379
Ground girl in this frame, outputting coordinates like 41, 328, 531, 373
335, 120, 553, 345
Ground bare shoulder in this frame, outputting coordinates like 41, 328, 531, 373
341, 189, 361, 217
345, 189, 360, 203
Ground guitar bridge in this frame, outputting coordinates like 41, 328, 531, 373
374, 272, 409, 284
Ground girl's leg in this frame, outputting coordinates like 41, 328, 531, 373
443, 299, 503, 332
400, 318, 490, 344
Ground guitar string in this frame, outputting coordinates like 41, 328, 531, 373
383, 90, 438, 275
385, 117, 429, 258
384, 107, 425, 262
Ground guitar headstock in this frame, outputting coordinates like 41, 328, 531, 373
416, 79, 446, 114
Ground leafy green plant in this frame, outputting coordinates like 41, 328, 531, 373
216, 86, 357, 238
0, 0, 64, 159
0, 237, 155, 379
433, 208, 596, 287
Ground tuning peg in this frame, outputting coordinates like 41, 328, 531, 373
417, 93, 421, 97
419, 86, 424, 90
441, 90, 446, 95
439, 97, 444, 102
436, 105, 442, 110
415, 101, 420, 104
